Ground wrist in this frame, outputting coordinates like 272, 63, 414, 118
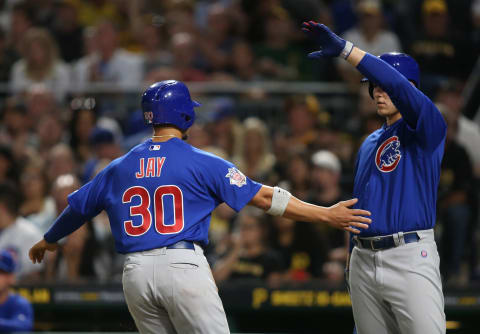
44, 233, 57, 244
319, 206, 332, 224
340, 41, 354, 59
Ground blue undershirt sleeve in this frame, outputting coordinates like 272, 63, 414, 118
44, 205, 88, 243
356, 53, 446, 151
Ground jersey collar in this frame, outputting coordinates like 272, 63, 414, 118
382, 117, 403, 131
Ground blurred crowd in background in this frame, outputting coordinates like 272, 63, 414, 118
0, 0, 479, 289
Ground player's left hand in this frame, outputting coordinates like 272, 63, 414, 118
29, 239, 59, 264
301, 21, 346, 58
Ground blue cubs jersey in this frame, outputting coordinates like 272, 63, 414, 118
354, 54, 447, 237
68, 138, 262, 254
0, 293, 34, 332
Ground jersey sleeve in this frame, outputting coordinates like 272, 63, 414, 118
202, 157, 262, 212
357, 53, 447, 151
0, 296, 33, 332
68, 166, 111, 218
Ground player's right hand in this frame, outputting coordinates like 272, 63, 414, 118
29, 239, 59, 264
301, 21, 346, 58
326, 198, 371, 234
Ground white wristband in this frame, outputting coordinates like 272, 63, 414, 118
266, 186, 291, 216
340, 41, 354, 59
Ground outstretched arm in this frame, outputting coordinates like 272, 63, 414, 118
249, 185, 371, 234
30, 166, 110, 264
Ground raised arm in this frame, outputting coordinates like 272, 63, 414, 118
351, 49, 445, 150
302, 21, 446, 151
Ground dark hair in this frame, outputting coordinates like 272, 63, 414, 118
68, 97, 97, 153
0, 182, 21, 215
0, 145, 20, 185
12, 2, 34, 23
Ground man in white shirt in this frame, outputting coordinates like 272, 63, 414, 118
72, 20, 143, 93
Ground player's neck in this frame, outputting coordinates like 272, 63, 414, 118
386, 112, 402, 126
152, 128, 183, 142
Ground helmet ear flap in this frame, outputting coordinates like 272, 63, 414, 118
368, 82, 374, 99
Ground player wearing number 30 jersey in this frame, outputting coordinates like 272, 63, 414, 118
67, 136, 262, 254
29, 80, 372, 334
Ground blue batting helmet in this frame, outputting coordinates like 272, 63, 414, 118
141, 80, 200, 131
0, 250, 16, 273
362, 52, 420, 98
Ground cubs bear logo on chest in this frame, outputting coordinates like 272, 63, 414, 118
375, 136, 402, 172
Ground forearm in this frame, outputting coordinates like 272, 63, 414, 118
250, 185, 328, 222
345, 47, 366, 67
347, 47, 413, 100
250, 185, 371, 234
44, 205, 88, 243
349, 47, 445, 146
346, 47, 421, 124
282, 196, 329, 223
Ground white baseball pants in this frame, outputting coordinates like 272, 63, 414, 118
122, 244, 230, 334
349, 229, 446, 334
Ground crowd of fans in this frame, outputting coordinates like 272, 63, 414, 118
0, 0, 479, 289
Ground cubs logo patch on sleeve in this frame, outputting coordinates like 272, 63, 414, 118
225, 167, 247, 187
376, 136, 402, 172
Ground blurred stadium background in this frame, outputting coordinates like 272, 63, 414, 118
0, 0, 479, 332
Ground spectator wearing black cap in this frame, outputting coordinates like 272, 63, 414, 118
409, 0, 471, 95
0, 249, 33, 332
0, 183, 43, 280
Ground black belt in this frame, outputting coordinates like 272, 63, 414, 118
166, 240, 195, 250
356, 232, 420, 251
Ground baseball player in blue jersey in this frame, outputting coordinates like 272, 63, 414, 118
0, 250, 34, 332
29, 80, 371, 334
302, 21, 447, 334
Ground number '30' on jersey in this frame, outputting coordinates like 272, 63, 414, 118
67, 138, 262, 254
